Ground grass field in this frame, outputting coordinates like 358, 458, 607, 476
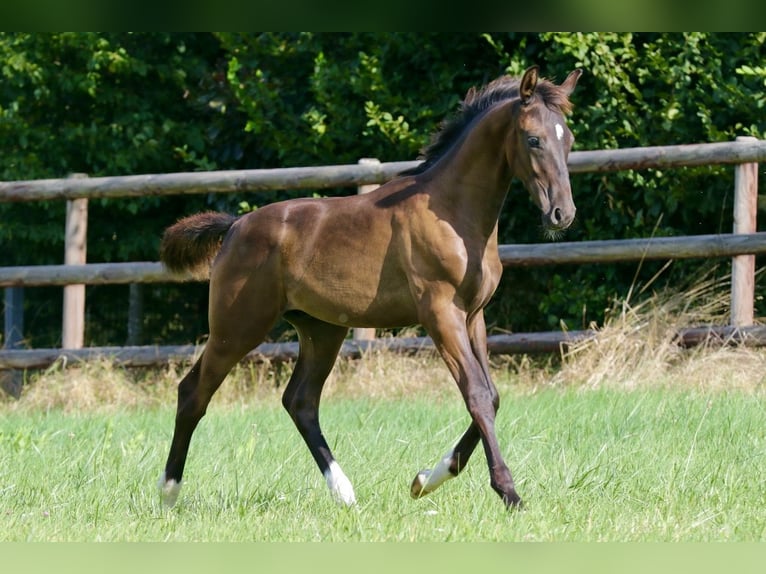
2, 278, 766, 542
2, 362, 766, 541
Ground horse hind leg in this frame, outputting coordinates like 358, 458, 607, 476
158, 290, 281, 507
280, 313, 354, 506
158, 336, 261, 507
159, 353, 209, 507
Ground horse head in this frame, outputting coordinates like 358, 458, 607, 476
508, 66, 582, 235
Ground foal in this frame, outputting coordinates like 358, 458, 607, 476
158, 66, 582, 509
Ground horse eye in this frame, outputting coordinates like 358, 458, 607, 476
527, 136, 541, 148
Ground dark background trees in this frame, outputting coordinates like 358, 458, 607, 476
1, 32, 764, 347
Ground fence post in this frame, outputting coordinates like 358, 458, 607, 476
353, 158, 380, 342
3, 287, 24, 348
731, 136, 759, 327
62, 177, 88, 348
1, 287, 24, 397
126, 283, 143, 345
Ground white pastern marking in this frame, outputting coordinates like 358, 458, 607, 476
324, 461, 357, 507
555, 123, 564, 141
158, 471, 183, 507
412, 448, 455, 497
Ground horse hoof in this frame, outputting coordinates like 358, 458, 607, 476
505, 492, 524, 510
410, 470, 431, 498
158, 472, 182, 507
324, 461, 357, 507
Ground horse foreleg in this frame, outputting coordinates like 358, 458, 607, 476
410, 425, 481, 499
281, 313, 354, 506
411, 312, 493, 499
413, 306, 521, 508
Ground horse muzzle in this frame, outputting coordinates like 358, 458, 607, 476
542, 204, 576, 231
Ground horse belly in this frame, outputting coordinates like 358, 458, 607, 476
287, 268, 419, 329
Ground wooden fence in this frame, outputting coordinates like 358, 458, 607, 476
2, 138, 766, 379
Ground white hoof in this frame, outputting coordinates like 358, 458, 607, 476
410, 449, 456, 499
158, 472, 183, 507
410, 470, 431, 498
324, 461, 357, 507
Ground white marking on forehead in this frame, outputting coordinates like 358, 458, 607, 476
555, 123, 564, 141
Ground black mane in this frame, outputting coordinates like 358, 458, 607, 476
400, 75, 571, 176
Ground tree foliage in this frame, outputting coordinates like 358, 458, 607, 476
1, 33, 765, 346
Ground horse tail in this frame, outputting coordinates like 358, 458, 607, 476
160, 211, 237, 279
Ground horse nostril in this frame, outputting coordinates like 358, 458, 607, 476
552, 207, 563, 224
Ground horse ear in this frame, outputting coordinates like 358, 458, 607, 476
560, 69, 583, 96
520, 65, 539, 104
463, 86, 478, 105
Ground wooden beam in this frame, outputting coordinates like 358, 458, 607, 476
676, 325, 766, 347
567, 139, 766, 173
2, 140, 766, 203
0, 161, 418, 203
498, 233, 766, 267
3, 287, 24, 347
1, 287, 24, 397
4, 327, 766, 370
730, 136, 759, 327
3, 233, 766, 288
62, 196, 87, 349
0, 262, 190, 287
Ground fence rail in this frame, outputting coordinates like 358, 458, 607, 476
4, 325, 766, 370
2, 140, 766, 203
2, 138, 766, 375
3, 233, 766, 288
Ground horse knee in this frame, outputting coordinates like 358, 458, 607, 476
177, 375, 197, 404
281, 385, 302, 416
465, 389, 498, 421
175, 376, 216, 423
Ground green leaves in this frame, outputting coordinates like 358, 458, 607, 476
736, 63, 766, 110
363, 101, 418, 147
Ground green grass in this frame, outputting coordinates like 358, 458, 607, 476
4, 277, 766, 542
2, 386, 766, 541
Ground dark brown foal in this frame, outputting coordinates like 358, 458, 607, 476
158, 66, 582, 509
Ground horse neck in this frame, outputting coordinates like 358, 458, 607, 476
426, 102, 515, 240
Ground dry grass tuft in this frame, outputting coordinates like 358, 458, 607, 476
327, 348, 457, 401
549, 271, 766, 391
3, 359, 176, 413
